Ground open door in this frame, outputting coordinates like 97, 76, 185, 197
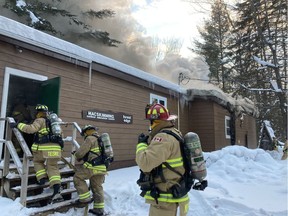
0, 67, 61, 159
38, 77, 61, 115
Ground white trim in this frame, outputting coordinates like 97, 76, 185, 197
225, 115, 231, 139
150, 93, 167, 107
0, 67, 47, 159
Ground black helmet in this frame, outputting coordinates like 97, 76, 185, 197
81, 125, 98, 136
35, 104, 48, 112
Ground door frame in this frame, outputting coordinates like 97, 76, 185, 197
0, 67, 47, 159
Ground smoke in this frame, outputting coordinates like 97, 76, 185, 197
1, 0, 210, 86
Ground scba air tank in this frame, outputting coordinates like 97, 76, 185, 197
49, 113, 62, 136
184, 132, 207, 181
100, 133, 114, 158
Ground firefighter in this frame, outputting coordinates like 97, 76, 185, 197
11, 94, 33, 155
136, 103, 189, 216
73, 125, 107, 216
10, 104, 64, 203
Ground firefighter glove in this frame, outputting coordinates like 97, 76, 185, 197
193, 180, 208, 191
138, 133, 149, 143
10, 122, 18, 129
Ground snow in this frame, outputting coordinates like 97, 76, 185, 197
0, 145, 287, 216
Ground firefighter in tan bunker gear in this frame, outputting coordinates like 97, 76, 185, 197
11, 94, 33, 155
73, 125, 107, 216
11, 105, 63, 203
136, 103, 189, 216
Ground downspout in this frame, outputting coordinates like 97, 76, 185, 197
178, 92, 180, 130
89, 62, 92, 86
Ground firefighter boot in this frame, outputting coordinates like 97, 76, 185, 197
51, 184, 64, 203
89, 208, 108, 216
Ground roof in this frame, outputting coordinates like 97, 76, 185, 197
0, 16, 258, 116
0, 16, 186, 95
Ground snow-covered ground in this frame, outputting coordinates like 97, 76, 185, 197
0, 145, 287, 216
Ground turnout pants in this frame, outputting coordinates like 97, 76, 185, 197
73, 167, 105, 211
33, 150, 61, 187
149, 199, 189, 216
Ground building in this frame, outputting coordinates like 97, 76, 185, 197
0, 16, 258, 169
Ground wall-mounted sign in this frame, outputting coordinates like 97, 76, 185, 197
82, 109, 133, 124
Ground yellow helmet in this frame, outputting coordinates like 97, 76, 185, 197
35, 104, 48, 112
81, 125, 98, 136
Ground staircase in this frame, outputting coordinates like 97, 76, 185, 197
0, 117, 85, 215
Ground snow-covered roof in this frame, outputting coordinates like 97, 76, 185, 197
0, 16, 258, 116
0, 16, 186, 94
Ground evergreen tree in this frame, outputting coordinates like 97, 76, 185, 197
2, 0, 121, 46
231, 0, 287, 140
193, 0, 233, 92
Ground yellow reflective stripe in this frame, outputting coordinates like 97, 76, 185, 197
39, 127, 49, 134
94, 202, 104, 208
83, 162, 107, 172
31, 144, 39, 151
159, 107, 166, 113
49, 175, 61, 183
36, 169, 46, 178
90, 147, 100, 153
162, 157, 183, 168
144, 191, 189, 203
37, 146, 62, 151
18, 122, 26, 130
152, 109, 158, 115
79, 191, 91, 200
136, 143, 148, 153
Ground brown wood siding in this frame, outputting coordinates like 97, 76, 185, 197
0, 40, 182, 169
189, 99, 215, 152
235, 115, 257, 148
213, 103, 231, 150
0, 36, 258, 170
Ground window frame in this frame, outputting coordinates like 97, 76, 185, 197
225, 115, 231, 139
150, 93, 167, 107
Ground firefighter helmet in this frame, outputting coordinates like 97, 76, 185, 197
81, 125, 98, 136
35, 104, 48, 112
146, 103, 177, 121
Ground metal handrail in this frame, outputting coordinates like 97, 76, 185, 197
0, 118, 82, 207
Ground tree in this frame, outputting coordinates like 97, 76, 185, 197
2, 0, 121, 46
152, 36, 183, 62
231, 0, 287, 140
190, 0, 287, 140
192, 0, 233, 92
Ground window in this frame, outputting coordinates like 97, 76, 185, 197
150, 94, 167, 107
225, 116, 231, 139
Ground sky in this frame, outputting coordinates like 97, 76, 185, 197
1, 0, 213, 82
132, 0, 210, 57
0, 145, 287, 216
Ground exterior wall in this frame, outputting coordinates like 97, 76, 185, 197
188, 99, 258, 151
0, 34, 257, 170
213, 102, 232, 150
0, 39, 184, 169
235, 114, 257, 149
189, 99, 216, 152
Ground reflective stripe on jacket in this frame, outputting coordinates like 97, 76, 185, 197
136, 124, 186, 204
75, 135, 107, 174
18, 117, 61, 154
144, 191, 189, 203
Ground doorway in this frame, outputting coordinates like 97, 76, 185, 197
0, 67, 61, 159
